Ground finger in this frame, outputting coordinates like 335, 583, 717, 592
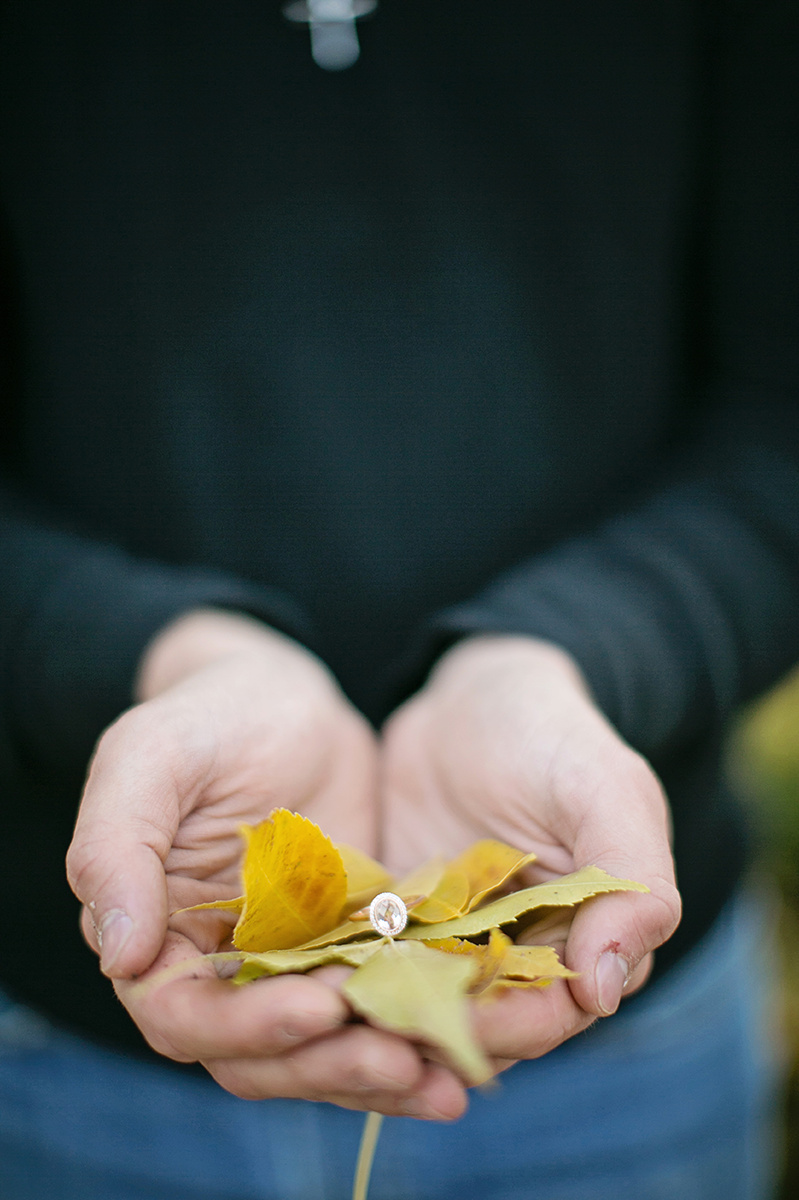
66, 708, 188, 979
331, 1062, 470, 1122
624, 951, 654, 997
80, 904, 101, 955
205, 1024, 420, 1102
471, 978, 597, 1061
207, 1034, 469, 1120
117, 936, 350, 1062
564, 750, 681, 1017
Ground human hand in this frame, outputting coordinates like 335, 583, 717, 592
381, 635, 682, 1069
66, 609, 467, 1118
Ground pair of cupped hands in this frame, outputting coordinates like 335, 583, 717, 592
67, 609, 680, 1121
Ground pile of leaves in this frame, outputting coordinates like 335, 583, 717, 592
182, 808, 647, 1086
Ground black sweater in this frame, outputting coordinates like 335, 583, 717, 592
1, 0, 797, 1054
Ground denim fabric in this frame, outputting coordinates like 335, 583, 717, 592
0, 886, 785, 1200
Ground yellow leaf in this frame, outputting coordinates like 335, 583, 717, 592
393, 855, 471, 923
346, 846, 524, 926
232, 810, 348, 952
500, 942, 576, 983
447, 838, 538, 910
424, 927, 575, 995
406, 867, 470, 924
399, 866, 649, 941
423, 927, 509, 994
342, 939, 493, 1085
337, 844, 395, 917
175, 894, 245, 917
395, 856, 447, 903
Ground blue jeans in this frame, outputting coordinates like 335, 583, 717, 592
0, 886, 786, 1200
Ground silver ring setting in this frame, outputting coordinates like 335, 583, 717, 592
368, 892, 408, 937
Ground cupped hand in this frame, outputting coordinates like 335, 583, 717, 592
380, 635, 682, 1067
66, 609, 467, 1119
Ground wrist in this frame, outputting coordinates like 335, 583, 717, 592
134, 609, 298, 701
435, 634, 589, 695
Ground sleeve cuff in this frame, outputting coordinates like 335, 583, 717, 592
11, 545, 315, 777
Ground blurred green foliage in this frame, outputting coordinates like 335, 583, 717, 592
729, 666, 799, 903
727, 665, 799, 1200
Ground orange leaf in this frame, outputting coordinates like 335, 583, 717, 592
395, 856, 447, 902
408, 870, 470, 924
232, 810, 347, 952
500, 942, 576, 984
336, 844, 395, 917
447, 839, 538, 911
393, 857, 470, 923
424, 927, 575, 995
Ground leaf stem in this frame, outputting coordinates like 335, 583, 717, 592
352, 1111, 384, 1200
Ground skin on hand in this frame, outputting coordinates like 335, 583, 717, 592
65, 609, 468, 1119
380, 634, 682, 1066
66, 615, 679, 1113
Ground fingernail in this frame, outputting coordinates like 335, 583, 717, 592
99, 910, 134, 975
595, 950, 629, 1016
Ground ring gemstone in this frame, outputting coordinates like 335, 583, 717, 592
368, 892, 408, 937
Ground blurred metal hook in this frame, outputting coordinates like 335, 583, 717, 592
282, 0, 379, 71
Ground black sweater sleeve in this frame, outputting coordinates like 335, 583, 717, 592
422, 396, 799, 759
0, 487, 315, 780
416, 0, 799, 760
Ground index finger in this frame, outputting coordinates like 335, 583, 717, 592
117, 932, 349, 1062
471, 976, 596, 1061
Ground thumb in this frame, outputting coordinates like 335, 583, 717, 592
563, 757, 682, 1018
66, 713, 177, 979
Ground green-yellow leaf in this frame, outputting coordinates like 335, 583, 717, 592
233, 810, 348, 951
352, 1112, 384, 1200
297, 918, 380, 950
176, 894, 245, 918
342, 939, 492, 1086
399, 866, 648, 941
223, 937, 389, 984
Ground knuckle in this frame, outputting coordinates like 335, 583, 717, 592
97, 701, 200, 779
88, 708, 144, 767
65, 840, 113, 901
537, 1022, 577, 1058
615, 745, 663, 802
129, 987, 198, 1063
653, 881, 683, 940
624, 884, 681, 962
